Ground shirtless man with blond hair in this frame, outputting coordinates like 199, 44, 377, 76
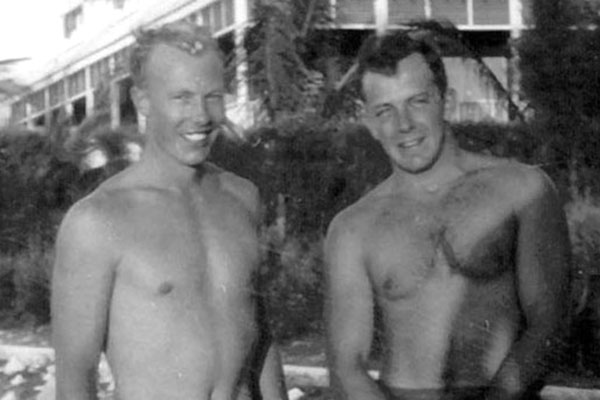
325, 31, 571, 400
51, 21, 287, 400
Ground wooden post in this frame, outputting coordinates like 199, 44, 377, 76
374, 0, 388, 35
110, 79, 120, 130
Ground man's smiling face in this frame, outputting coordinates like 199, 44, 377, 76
363, 52, 449, 175
139, 43, 225, 167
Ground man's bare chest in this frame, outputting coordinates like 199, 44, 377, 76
111, 198, 259, 298
365, 181, 517, 300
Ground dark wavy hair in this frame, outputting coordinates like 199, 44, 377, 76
357, 30, 447, 97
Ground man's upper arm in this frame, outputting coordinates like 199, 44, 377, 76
220, 171, 261, 223
515, 168, 571, 331
325, 215, 374, 371
52, 200, 118, 382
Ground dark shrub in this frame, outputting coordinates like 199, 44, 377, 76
0, 127, 132, 326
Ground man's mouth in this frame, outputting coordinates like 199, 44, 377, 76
398, 137, 425, 149
183, 129, 212, 143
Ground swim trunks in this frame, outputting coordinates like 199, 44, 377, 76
377, 383, 541, 400
377, 383, 486, 400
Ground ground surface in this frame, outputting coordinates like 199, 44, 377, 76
0, 326, 332, 399
2, 326, 600, 399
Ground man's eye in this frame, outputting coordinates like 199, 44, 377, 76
174, 93, 191, 100
375, 108, 392, 117
410, 96, 429, 106
206, 94, 224, 103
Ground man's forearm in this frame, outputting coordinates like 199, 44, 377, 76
55, 368, 99, 400
331, 366, 386, 400
258, 345, 288, 400
487, 325, 569, 400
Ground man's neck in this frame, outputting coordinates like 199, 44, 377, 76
136, 145, 207, 192
391, 135, 467, 198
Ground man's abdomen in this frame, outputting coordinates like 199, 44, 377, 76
444, 277, 521, 386
378, 272, 520, 390
105, 278, 251, 400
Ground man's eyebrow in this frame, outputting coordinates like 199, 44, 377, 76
205, 90, 224, 97
372, 102, 391, 109
171, 89, 194, 96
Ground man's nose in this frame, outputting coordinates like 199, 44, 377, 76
395, 105, 414, 133
188, 99, 210, 124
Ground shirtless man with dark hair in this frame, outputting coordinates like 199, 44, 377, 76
325, 30, 572, 400
52, 21, 287, 400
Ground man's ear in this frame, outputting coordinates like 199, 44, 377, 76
443, 88, 457, 121
131, 86, 150, 117
360, 106, 381, 141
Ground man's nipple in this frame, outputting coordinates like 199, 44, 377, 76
158, 281, 174, 295
381, 274, 423, 301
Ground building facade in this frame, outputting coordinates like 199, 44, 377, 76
2, 0, 532, 131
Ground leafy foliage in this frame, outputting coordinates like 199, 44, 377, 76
0, 126, 133, 326
210, 115, 388, 235
244, 1, 313, 119
518, 0, 600, 193
0, 131, 78, 253
452, 121, 536, 162
210, 115, 388, 338
242, 0, 365, 121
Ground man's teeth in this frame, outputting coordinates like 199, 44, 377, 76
399, 138, 422, 148
184, 132, 209, 142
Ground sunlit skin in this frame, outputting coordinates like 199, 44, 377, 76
325, 54, 571, 400
52, 32, 287, 400
362, 54, 448, 178
140, 43, 225, 168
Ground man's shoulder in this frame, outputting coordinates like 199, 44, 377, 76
208, 163, 260, 215
467, 155, 558, 207
59, 170, 139, 237
55, 196, 121, 268
330, 175, 398, 229
327, 194, 380, 242
60, 189, 119, 236
487, 158, 554, 192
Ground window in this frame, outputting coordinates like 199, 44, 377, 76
184, 12, 200, 24
431, 0, 468, 25
473, 0, 509, 25
51, 107, 67, 126
72, 97, 87, 125
199, 0, 235, 33
389, 0, 425, 24
67, 70, 86, 98
28, 91, 46, 115
335, 0, 375, 24
64, 5, 83, 38
49, 81, 65, 107
213, 1, 223, 31
224, 0, 234, 26
218, 32, 236, 94
118, 77, 137, 124
114, 47, 131, 76
201, 7, 212, 28
33, 114, 46, 128
11, 100, 26, 122
91, 57, 111, 88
